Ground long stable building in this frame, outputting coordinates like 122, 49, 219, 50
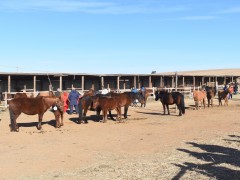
0, 69, 240, 93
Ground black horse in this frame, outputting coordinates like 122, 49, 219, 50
155, 90, 185, 116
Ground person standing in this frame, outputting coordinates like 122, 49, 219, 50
68, 88, 80, 114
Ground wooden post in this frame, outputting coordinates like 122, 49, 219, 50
160, 76, 163, 88
202, 76, 204, 85
117, 76, 120, 90
175, 72, 178, 113
59, 75, 62, 91
193, 76, 195, 91
171, 76, 174, 88
182, 76, 185, 88
81, 76, 85, 91
33, 75, 36, 94
123, 80, 126, 90
133, 76, 136, 88
175, 72, 178, 91
101, 76, 104, 89
149, 76, 152, 88
138, 78, 141, 89
8, 75, 11, 93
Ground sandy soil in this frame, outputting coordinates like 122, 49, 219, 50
0, 95, 239, 179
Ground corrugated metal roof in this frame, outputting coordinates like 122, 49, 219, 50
153, 68, 240, 77
0, 68, 240, 77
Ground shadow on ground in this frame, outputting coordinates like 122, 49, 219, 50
173, 135, 240, 179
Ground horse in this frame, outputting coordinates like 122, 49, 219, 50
203, 85, 217, 107
155, 90, 185, 116
109, 91, 145, 119
8, 96, 64, 132
92, 96, 122, 123
218, 85, 234, 106
140, 88, 153, 107
78, 90, 145, 123
193, 90, 206, 110
78, 89, 100, 124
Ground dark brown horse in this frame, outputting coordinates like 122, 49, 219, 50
78, 89, 100, 124
92, 96, 122, 123
9, 96, 64, 132
155, 90, 185, 116
203, 86, 217, 107
218, 86, 234, 106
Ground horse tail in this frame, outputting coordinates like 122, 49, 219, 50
78, 98, 83, 120
9, 108, 15, 131
180, 94, 185, 114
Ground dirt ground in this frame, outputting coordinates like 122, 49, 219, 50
0, 95, 239, 180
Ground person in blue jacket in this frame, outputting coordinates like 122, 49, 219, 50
68, 88, 81, 114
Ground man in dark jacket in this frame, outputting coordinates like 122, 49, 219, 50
68, 88, 80, 114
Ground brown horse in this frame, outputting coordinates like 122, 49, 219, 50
109, 91, 145, 119
78, 90, 145, 123
9, 96, 64, 132
92, 96, 122, 123
140, 89, 153, 107
218, 86, 234, 106
193, 90, 206, 110
155, 90, 185, 116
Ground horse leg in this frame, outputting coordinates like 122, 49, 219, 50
102, 109, 107, 123
54, 110, 61, 128
162, 104, 166, 115
225, 98, 228, 106
83, 109, 88, 124
176, 103, 182, 116
37, 113, 44, 130
124, 106, 129, 119
166, 105, 170, 115
210, 98, 213, 107
96, 108, 101, 122
109, 110, 115, 120
117, 107, 122, 123
60, 111, 64, 126
207, 98, 210, 107
9, 109, 20, 132
195, 101, 198, 110
78, 100, 83, 124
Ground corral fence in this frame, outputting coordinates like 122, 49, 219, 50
0, 84, 232, 110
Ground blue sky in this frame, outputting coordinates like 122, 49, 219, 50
0, 0, 240, 74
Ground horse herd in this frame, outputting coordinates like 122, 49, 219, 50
6, 85, 235, 132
